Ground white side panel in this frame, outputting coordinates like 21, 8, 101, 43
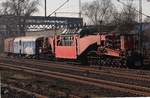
22, 41, 35, 55
13, 36, 44, 55
13, 42, 20, 54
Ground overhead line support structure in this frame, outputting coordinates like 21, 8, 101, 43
139, 0, 143, 53
79, 0, 82, 18
45, 0, 47, 17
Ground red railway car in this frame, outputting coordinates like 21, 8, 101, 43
48, 28, 143, 67
54, 34, 102, 59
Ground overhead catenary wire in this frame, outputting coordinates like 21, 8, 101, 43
48, 0, 69, 17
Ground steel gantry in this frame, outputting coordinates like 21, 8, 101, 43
0, 15, 83, 32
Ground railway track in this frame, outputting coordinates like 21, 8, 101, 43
25, 59, 150, 80
1, 57, 150, 83
1, 62, 150, 96
26, 58, 150, 75
2, 84, 49, 98
2, 83, 80, 98
1, 57, 150, 91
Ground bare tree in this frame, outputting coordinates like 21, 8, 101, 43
0, 0, 40, 35
113, 0, 138, 33
82, 0, 115, 25
1, 0, 39, 16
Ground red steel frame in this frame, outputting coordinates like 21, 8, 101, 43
55, 35, 78, 59
52, 33, 136, 59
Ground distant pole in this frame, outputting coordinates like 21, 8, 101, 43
43, 0, 47, 49
79, 0, 81, 18
139, 0, 142, 52
55, 12, 57, 33
45, 0, 47, 17
139, 0, 142, 28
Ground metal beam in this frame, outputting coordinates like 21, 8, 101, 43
0, 15, 83, 31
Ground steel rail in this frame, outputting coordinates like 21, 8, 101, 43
1, 57, 150, 82
0, 63, 150, 96
26, 59, 150, 81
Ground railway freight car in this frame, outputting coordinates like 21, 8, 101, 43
48, 28, 98, 60
4, 36, 48, 58
4, 38, 14, 55
49, 28, 143, 67
13, 36, 46, 58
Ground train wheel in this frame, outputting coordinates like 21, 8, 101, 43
98, 55, 108, 66
79, 55, 88, 65
105, 58, 111, 67
133, 59, 143, 68
120, 58, 128, 68
127, 55, 143, 69
87, 51, 98, 66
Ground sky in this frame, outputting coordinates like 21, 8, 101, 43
0, 0, 150, 21
36, 0, 150, 18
